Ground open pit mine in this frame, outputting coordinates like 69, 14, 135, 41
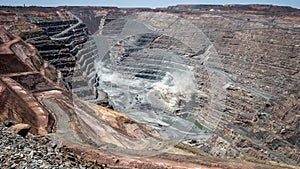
0, 4, 299, 168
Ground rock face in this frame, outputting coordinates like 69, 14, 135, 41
0, 26, 52, 135
176, 6, 300, 164
68, 5, 300, 165
92, 13, 221, 146
16, 8, 88, 89
7, 123, 31, 137
0, 4, 299, 168
0, 14, 166, 154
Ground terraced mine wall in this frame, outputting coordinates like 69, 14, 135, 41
180, 5, 299, 164
0, 14, 170, 157
20, 16, 88, 87
67, 5, 300, 165
0, 5, 299, 167
0, 8, 77, 86
2, 7, 107, 106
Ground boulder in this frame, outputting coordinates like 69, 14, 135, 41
8, 123, 31, 137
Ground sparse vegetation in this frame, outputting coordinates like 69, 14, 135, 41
187, 118, 208, 130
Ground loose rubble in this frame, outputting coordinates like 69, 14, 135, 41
0, 123, 103, 169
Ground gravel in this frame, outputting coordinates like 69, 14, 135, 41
0, 123, 104, 169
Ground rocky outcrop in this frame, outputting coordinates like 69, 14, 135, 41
0, 26, 52, 135
7, 123, 31, 137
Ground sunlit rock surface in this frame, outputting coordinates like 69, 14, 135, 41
70, 5, 300, 164
0, 4, 299, 168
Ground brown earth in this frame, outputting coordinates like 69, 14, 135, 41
0, 4, 299, 168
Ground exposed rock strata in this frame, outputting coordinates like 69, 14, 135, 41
66, 5, 300, 165
0, 23, 167, 151
16, 9, 88, 89
0, 4, 299, 168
